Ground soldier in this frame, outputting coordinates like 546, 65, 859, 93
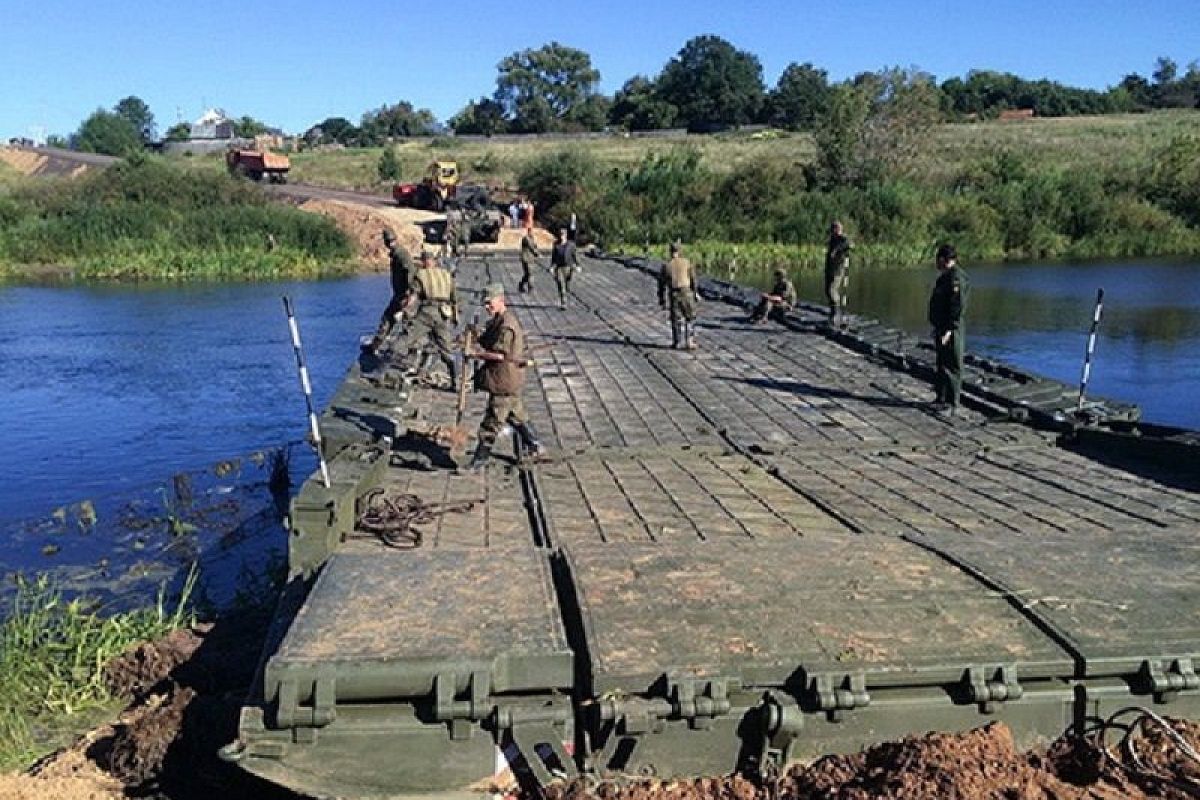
750, 268, 797, 324
928, 243, 970, 416
401, 251, 459, 390
462, 283, 544, 471
550, 227, 579, 309
824, 220, 852, 326
657, 241, 699, 349
519, 228, 541, 293
365, 229, 413, 354
455, 210, 471, 257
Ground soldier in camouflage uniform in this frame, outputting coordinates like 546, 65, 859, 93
365, 229, 413, 354
462, 283, 544, 471
928, 243, 970, 416
657, 241, 699, 349
401, 252, 459, 390
519, 229, 540, 293
750, 268, 797, 324
824, 220, 852, 326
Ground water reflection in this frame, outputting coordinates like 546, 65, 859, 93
788, 258, 1200, 428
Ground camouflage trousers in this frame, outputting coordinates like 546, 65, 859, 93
402, 309, 456, 373
824, 266, 849, 317
478, 394, 528, 445
934, 330, 965, 407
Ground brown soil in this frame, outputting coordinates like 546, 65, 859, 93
0, 147, 91, 177
296, 197, 556, 273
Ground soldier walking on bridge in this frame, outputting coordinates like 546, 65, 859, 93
750, 268, 797, 324
519, 229, 541, 294
658, 241, 699, 349
550, 227, 579, 309
401, 252, 459, 390
824, 220, 852, 327
928, 243, 970, 416
365, 229, 413, 355
461, 284, 544, 471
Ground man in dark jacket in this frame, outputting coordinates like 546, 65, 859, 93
550, 228, 579, 309
928, 243, 970, 416
365, 228, 413, 354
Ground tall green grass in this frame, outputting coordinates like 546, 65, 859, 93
0, 156, 353, 281
0, 572, 195, 770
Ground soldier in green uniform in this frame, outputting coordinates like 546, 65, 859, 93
455, 211, 471, 257
462, 284, 544, 471
550, 228, 579, 309
750, 268, 797, 324
401, 251, 459, 389
657, 241, 699, 349
519, 229, 540, 293
928, 243, 970, 416
824, 220, 852, 327
365, 229, 413, 354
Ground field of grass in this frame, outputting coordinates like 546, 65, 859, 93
0, 574, 193, 770
263, 111, 1199, 194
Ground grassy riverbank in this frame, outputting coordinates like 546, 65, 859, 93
273, 111, 1200, 267
0, 157, 353, 282
0, 576, 193, 770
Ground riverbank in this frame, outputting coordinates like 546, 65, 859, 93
0, 157, 353, 283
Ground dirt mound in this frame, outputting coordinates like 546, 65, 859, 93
298, 198, 431, 267
497, 226, 555, 250
549, 721, 1200, 800
0, 147, 90, 177
104, 625, 206, 698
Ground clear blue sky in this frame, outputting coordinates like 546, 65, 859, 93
2, 0, 1196, 140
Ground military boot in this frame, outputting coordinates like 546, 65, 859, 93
444, 358, 459, 392
514, 422, 546, 459
671, 321, 681, 349
460, 440, 493, 473
685, 322, 698, 350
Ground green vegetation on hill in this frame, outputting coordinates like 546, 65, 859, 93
282, 111, 1200, 269
0, 157, 352, 281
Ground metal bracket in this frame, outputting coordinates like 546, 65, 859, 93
433, 670, 491, 740
810, 672, 870, 721
965, 666, 1023, 714
1140, 658, 1200, 704
495, 703, 578, 786
273, 666, 337, 730
757, 690, 804, 771
669, 677, 735, 730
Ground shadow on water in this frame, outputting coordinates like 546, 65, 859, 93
0, 444, 299, 619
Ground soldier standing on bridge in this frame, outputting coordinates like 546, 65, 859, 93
401, 252, 459, 390
928, 243, 970, 416
658, 241, 699, 350
519, 229, 541, 293
750, 268, 797, 324
824, 220, 852, 327
550, 227, 579, 309
365, 229, 413, 355
461, 284, 545, 471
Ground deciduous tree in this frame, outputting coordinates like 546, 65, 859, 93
655, 36, 764, 130
493, 42, 602, 133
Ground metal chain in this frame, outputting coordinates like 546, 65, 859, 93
352, 489, 480, 549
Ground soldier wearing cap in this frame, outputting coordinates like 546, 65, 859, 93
550, 227, 579, 309
401, 251, 459, 389
365, 228, 414, 354
657, 241, 699, 349
750, 268, 797, 324
462, 283, 544, 471
824, 220, 852, 327
518, 229, 541, 293
928, 243, 970, 416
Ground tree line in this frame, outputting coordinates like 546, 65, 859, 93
55, 39, 1199, 156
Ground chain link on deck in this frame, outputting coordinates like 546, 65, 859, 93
351, 489, 480, 549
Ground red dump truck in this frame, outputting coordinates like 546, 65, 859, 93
226, 149, 290, 183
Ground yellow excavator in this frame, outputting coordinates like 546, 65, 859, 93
393, 160, 459, 210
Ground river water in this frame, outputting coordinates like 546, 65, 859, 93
1, 258, 1198, 524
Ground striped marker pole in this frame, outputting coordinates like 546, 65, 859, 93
283, 296, 331, 489
1076, 288, 1105, 412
